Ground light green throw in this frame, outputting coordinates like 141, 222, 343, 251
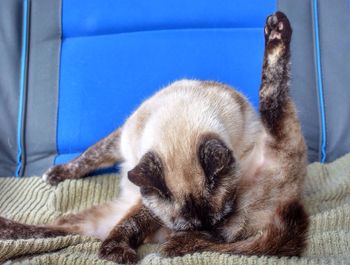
1, 154, 350, 264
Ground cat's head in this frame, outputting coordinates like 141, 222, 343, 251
128, 133, 238, 231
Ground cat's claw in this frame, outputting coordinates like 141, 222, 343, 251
264, 11, 292, 46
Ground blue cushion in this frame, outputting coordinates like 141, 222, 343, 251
56, 0, 276, 163
62, 0, 275, 37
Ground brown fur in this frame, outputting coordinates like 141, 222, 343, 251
43, 129, 123, 185
0, 12, 308, 264
161, 200, 308, 257
0, 216, 68, 239
99, 201, 161, 264
160, 11, 308, 258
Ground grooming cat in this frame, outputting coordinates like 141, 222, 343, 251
0, 12, 308, 264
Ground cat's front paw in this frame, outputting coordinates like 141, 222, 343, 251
42, 165, 74, 185
99, 239, 139, 264
264, 11, 292, 47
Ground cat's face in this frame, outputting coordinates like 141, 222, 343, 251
128, 134, 238, 231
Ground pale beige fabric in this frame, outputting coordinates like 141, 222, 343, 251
1, 154, 350, 264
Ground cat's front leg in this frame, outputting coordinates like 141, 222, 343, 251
43, 129, 123, 185
98, 202, 161, 264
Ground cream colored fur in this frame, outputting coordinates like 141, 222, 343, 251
51, 79, 270, 240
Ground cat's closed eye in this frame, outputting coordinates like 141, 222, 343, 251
140, 186, 170, 199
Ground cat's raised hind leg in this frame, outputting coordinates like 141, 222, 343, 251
259, 11, 306, 161
260, 12, 293, 138
43, 129, 123, 185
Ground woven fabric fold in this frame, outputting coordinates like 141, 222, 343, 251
1, 154, 350, 264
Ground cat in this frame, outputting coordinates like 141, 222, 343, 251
0, 12, 308, 264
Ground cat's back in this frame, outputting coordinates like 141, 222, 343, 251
130, 79, 255, 129
121, 79, 260, 165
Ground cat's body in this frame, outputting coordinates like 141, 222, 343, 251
0, 12, 309, 264
42, 80, 261, 241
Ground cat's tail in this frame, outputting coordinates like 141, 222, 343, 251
0, 191, 141, 241
0, 216, 69, 240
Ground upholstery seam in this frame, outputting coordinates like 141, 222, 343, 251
54, 0, 64, 166
312, 0, 327, 163
16, 0, 30, 177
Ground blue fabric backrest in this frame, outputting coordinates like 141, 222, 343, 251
56, 0, 276, 163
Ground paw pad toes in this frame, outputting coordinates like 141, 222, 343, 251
278, 22, 284, 31
272, 15, 278, 25
264, 26, 269, 35
267, 15, 273, 25
265, 12, 291, 45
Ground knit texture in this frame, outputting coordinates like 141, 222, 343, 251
1, 154, 350, 264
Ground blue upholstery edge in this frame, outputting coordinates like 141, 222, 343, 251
313, 0, 327, 163
53, 25, 63, 165
54, 0, 63, 167
16, 0, 29, 177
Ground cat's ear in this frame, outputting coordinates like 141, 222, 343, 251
128, 152, 170, 198
199, 135, 235, 186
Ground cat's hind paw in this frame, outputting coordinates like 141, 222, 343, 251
264, 11, 292, 47
42, 165, 74, 185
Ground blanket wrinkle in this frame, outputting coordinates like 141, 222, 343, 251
1, 154, 350, 264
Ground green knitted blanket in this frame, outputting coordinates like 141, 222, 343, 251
1, 154, 350, 264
